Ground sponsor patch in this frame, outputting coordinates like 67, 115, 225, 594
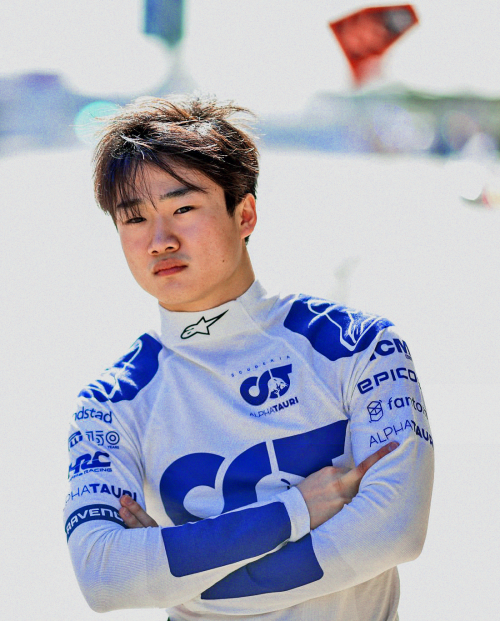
367, 400, 383, 422
388, 395, 428, 419
249, 396, 299, 418
240, 364, 292, 406
367, 395, 428, 422
369, 419, 433, 448
73, 407, 113, 424
68, 451, 112, 481
65, 483, 137, 504
68, 431, 83, 451
369, 338, 412, 361
65, 504, 125, 540
85, 430, 121, 449
357, 366, 418, 394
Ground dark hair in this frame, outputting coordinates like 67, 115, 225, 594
92, 95, 259, 228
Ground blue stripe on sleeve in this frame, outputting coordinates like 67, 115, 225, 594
161, 502, 291, 577
201, 534, 323, 599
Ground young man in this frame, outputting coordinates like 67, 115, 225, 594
64, 96, 434, 620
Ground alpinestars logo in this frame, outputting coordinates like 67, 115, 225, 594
240, 364, 292, 406
181, 310, 228, 339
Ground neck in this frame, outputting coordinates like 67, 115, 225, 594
159, 249, 256, 313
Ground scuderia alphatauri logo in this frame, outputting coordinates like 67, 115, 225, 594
240, 364, 299, 418
181, 310, 228, 339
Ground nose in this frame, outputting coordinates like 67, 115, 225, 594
148, 218, 180, 255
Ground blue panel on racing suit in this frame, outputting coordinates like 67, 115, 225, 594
79, 334, 162, 403
284, 296, 393, 362
201, 534, 323, 599
273, 420, 348, 477
161, 502, 291, 577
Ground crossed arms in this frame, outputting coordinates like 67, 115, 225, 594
66, 420, 432, 614
120, 441, 399, 529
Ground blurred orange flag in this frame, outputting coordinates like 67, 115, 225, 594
329, 5, 418, 85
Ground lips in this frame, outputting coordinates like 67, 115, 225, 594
153, 259, 187, 275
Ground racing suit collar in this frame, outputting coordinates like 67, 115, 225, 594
158, 280, 271, 346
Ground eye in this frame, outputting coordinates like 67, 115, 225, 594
175, 206, 194, 215
123, 216, 146, 225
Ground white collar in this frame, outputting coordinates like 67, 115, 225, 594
158, 280, 274, 348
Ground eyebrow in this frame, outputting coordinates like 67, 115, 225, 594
116, 186, 206, 210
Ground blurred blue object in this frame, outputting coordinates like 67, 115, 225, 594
0, 70, 499, 159
144, 0, 184, 48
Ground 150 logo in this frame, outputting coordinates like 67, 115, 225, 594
68, 430, 120, 451
159, 419, 348, 526
86, 430, 120, 448
240, 364, 292, 406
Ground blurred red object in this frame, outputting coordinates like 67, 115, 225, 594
329, 5, 418, 85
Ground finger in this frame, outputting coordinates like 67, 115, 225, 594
329, 466, 350, 480
342, 442, 399, 487
120, 495, 159, 528
119, 505, 145, 529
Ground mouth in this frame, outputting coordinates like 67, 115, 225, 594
153, 260, 187, 276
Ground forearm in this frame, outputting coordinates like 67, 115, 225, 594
66, 486, 309, 612
185, 435, 433, 616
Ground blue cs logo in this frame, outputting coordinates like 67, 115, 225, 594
160, 419, 348, 526
240, 364, 292, 406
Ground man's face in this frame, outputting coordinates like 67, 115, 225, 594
115, 165, 257, 312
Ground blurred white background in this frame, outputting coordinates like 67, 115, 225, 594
1, 1, 499, 619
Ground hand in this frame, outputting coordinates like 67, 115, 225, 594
118, 442, 398, 530
297, 441, 399, 529
119, 495, 158, 529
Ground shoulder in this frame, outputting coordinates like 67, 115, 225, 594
281, 294, 394, 362
78, 332, 163, 404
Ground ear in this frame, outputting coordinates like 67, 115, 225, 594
237, 194, 257, 240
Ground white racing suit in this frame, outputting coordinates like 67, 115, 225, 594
64, 281, 434, 620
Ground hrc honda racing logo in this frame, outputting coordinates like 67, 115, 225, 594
68, 451, 112, 481
240, 364, 299, 418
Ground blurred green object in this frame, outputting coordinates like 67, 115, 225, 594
74, 101, 121, 145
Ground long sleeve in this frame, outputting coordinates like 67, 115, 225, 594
63, 396, 311, 613
187, 326, 434, 616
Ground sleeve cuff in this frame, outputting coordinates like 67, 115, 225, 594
277, 485, 311, 542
